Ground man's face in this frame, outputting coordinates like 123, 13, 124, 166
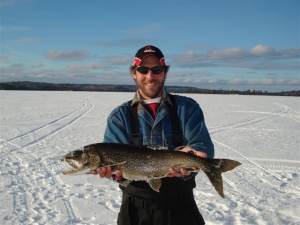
132, 56, 167, 100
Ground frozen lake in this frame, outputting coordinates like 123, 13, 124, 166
0, 91, 299, 225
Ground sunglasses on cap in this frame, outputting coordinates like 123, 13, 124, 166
136, 66, 165, 75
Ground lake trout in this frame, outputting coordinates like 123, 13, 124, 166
61, 142, 241, 198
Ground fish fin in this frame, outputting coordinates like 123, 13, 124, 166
204, 159, 241, 198
148, 179, 162, 192
111, 165, 123, 173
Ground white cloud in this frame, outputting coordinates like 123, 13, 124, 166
247, 79, 275, 85
180, 51, 199, 61
287, 79, 300, 85
13, 37, 43, 43
123, 23, 162, 34
182, 78, 193, 83
173, 45, 300, 70
279, 48, 300, 59
64, 63, 106, 72
0, 54, 9, 60
105, 55, 132, 65
227, 78, 244, 84
32, 63, 43, 68
44, 50, 90, 61
0, 25, 30, 32
250, 45, 276, 56
208, 79, 220, 84
261, 79, 275, 85
207, 47, 248, 60
90, 38, 151, 47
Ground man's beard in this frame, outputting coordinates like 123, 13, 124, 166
137, 78, 165, 99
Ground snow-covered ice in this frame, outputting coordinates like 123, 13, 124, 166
0, 91, 299, 225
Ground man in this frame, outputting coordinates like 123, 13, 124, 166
93, 45, 214, 225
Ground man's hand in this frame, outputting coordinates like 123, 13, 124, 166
178, 146, 207, 158
167, 146, 207, 178
90, 167, 122, 179
167, 167, 191, 177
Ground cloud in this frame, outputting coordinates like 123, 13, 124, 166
1, 60, 298, 92
207, 48, 249, 60
0, 54, 9, 60
44, 50, 90, 61
6, 63, 25, 69
168, 76, 300, 88
227, 78, 244, 84
250, 45, 276, 56
105, 55, 132, 65
0, 25, 30, 32
279, 48, 300, 59
90, 38, 152, 47
64, 62, 107, 72
123, 23, 162, 34
0, 63, 27, 79
208, 79, 220, 84
287, 79, 300, 85
173, 44, 300, 70
13, 37, 43, 43
248, 79, 274, 85
32, 63, 43, 68
244, 78, 300, 86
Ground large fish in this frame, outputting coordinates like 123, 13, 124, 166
61, 143, 241, 198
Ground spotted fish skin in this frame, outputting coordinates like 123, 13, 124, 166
61, 143, 241, 198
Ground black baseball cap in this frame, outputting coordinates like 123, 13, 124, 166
133, 45, 165, 66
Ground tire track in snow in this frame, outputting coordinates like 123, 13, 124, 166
274, 102, 300, 117
2, 97, 94, 149
213, 139, 300, 192
233, 102, 300, 124
209, 101, 297, 134
242, 163, 300, 173
0, 96, 94, 223
1, 137, 79, 223
0, 98, 94, 145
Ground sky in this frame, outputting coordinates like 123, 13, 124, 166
0, 0, 299, 92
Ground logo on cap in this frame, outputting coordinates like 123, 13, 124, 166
144, 46, 156, 53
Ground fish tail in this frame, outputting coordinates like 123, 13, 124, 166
203, 159, 241, 198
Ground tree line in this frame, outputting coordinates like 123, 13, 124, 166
0, 81, 299, 96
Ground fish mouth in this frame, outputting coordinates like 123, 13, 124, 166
61, 157, 82, 175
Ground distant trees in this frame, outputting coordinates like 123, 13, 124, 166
0, 81, 299, 96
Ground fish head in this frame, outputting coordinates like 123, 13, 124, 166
61, 146, 101, 175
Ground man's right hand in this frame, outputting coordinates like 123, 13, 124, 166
90, 167, 112, 178
90, 167, 122, 179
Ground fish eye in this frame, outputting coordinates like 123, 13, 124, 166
69, 150, 83, 157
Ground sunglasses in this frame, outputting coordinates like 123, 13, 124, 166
136, 66, 165, 74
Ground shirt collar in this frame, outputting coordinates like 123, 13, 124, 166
130, 88, 173, 106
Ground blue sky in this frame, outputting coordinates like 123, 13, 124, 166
1, 0, 299, 92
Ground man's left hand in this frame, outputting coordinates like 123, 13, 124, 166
166, 146, 207, 178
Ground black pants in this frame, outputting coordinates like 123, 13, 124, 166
117, 193, 205, 225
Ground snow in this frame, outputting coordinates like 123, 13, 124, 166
0, 91, 299, 225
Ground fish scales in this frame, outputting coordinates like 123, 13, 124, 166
61, 142, 241, 198
95, 144, 206, 179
